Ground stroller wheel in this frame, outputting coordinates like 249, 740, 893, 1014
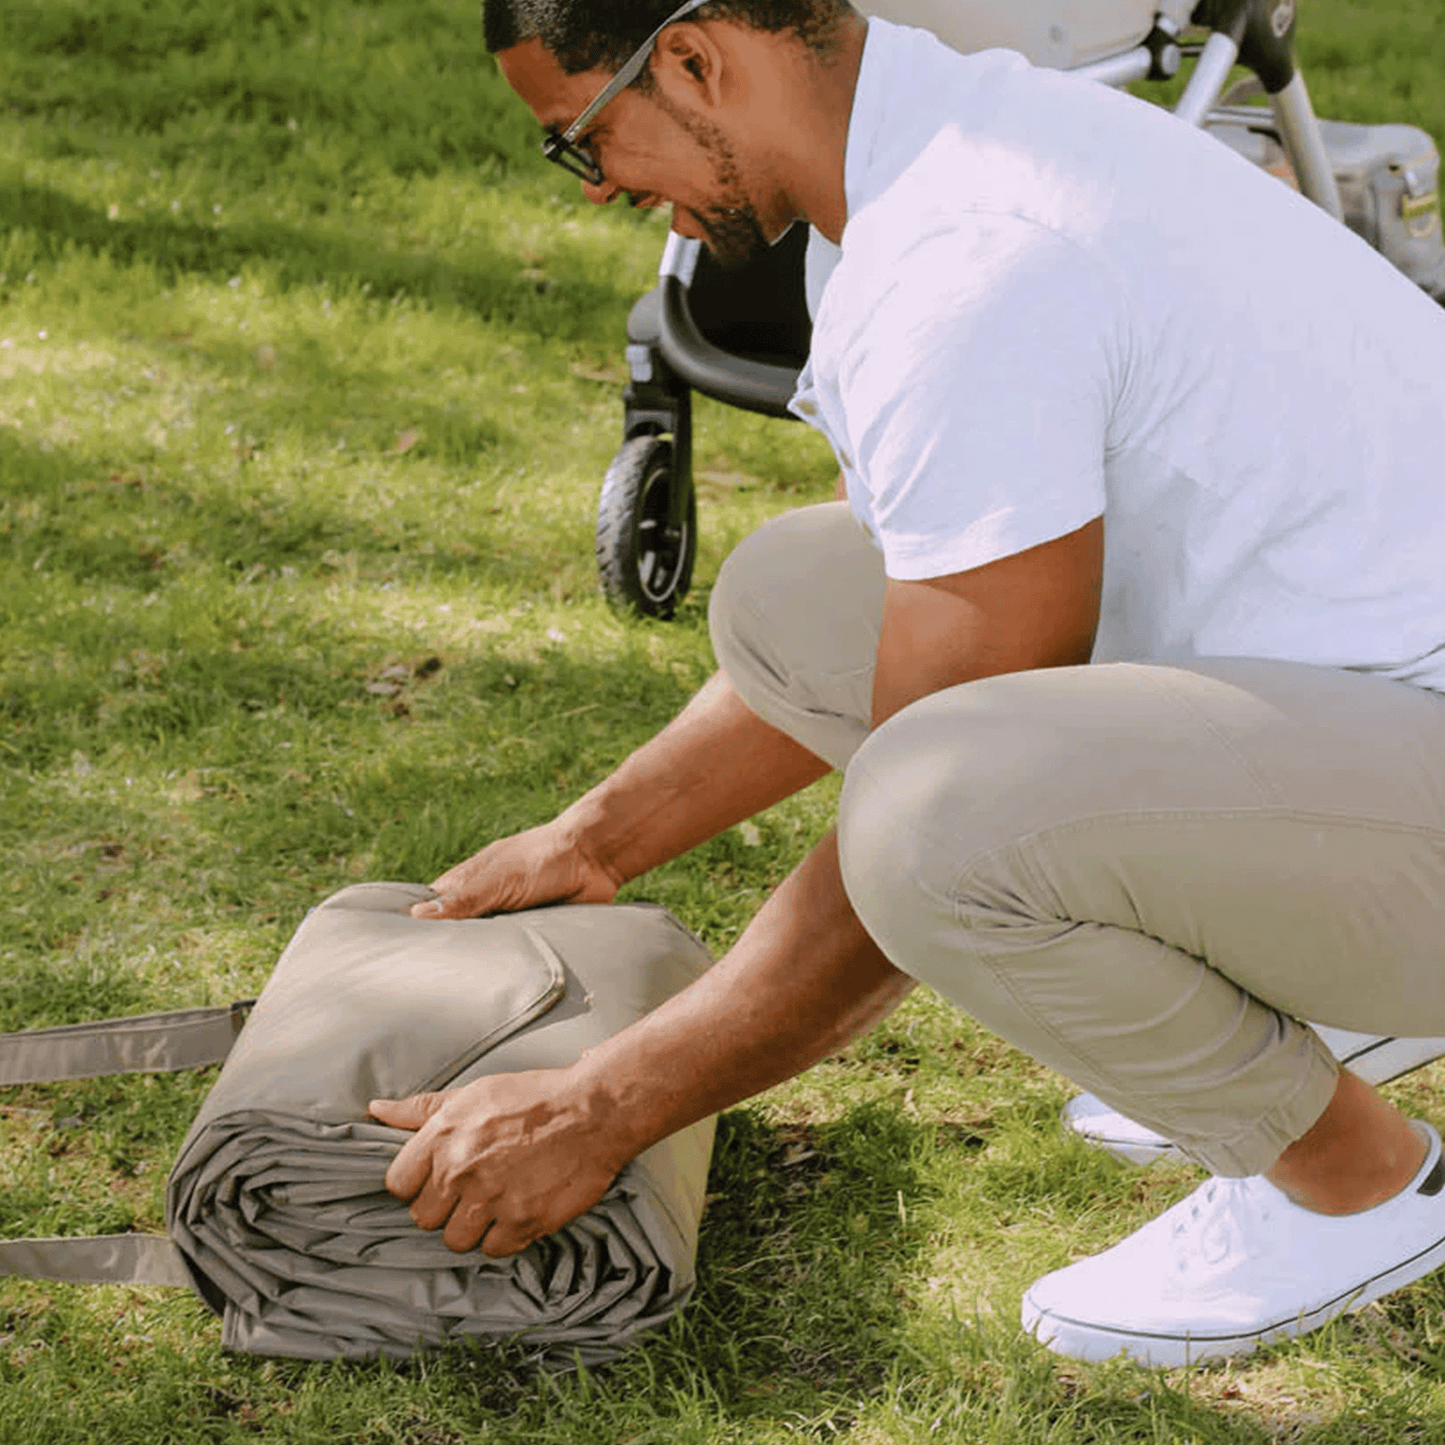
596, 435, 696, 619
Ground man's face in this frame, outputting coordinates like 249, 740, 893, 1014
497, 37, 778, 268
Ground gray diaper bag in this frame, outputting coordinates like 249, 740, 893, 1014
1322, 118, 1445, 300
0, 883, 716, 1364
1211, 110, 1445, 300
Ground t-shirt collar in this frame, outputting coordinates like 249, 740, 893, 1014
842, 18, 898, 233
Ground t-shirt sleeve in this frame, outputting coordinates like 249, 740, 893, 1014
814, 214, 1120, 580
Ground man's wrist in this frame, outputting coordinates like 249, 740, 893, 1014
563, 1055, 657, 1172
556, 784, 641, 893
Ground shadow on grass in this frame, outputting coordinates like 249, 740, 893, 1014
688, 1104, 935, 1395
0, 181, 634, 344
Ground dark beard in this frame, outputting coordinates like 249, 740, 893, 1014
692, 204, 769, 270
653, 94, 771, 270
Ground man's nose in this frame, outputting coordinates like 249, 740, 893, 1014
582, 177, 620, 205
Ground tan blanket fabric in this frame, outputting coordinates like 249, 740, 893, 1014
2, 883, 717, 1365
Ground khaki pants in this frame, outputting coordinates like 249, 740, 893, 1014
710, 503, 1445, 1176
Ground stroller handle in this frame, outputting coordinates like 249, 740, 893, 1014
655, 271, 800, 420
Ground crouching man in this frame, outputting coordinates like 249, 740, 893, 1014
370, 0, 1445, 1366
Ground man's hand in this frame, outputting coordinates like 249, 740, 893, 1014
412, 820, 620, 920
369, 1070, 624, 1256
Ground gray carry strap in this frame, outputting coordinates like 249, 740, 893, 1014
0, 1001, 250, 1287
0, 1233, 192, 1287
0, 1002, 251, 1085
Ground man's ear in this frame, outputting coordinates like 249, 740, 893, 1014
650, 21, 726, 109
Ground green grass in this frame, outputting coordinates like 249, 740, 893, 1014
3, 1, 1445, 1440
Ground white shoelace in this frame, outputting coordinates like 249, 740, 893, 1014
1167, 1176, 1276, 1274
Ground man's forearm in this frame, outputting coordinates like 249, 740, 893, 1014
567, 828, 914, 1164
415, 671, 831, 921
562, 670, 831, 887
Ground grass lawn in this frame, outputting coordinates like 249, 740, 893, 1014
3, 1, 1445, 1440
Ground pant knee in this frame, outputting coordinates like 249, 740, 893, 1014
709, 504, 881, 675
709, 503, 884, 769
707, 511, 802, 692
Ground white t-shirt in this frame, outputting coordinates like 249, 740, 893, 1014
791, 19, 1445, 687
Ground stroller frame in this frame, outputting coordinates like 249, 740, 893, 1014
595, 0, 1412, 617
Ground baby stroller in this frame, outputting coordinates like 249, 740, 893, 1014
595, 0, 1445, 617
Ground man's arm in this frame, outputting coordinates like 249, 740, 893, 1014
372, 518, 1103, 1256
411, 670, 830, 919
415, 449, 1059, 921
871, 518, 1103, 721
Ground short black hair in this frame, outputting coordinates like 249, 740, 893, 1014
483, 0, 855, 75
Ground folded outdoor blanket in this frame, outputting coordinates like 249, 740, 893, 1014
0, 883, 717, 1364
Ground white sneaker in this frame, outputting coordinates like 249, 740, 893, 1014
1023, 1120, 1445, 1366
1064, 1029, 1445, 1166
